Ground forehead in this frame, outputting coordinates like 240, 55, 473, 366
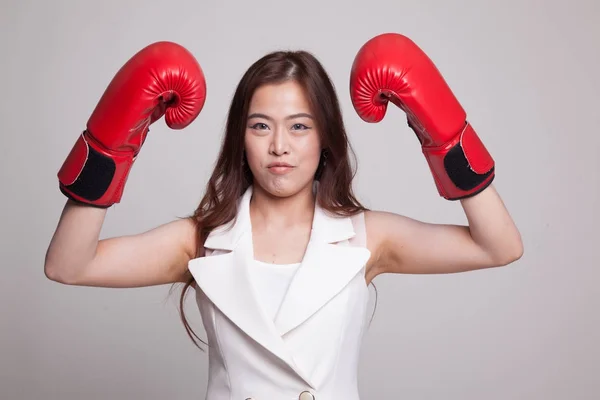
249, 81, 311, 113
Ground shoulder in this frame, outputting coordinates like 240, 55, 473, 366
363, 210, 388, 252
364, 209, 400, 237
161, 216, 199, 262
364, 209, 424, 248
159, 217, 200, 283
364, 209, 416, 236
362, 209, 415, 275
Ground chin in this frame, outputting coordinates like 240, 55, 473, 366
255, 176, 314, 198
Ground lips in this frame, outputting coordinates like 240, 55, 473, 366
267, 162, 294, 168
267, 162, 295, 175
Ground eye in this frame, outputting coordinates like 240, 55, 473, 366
291, 123, 310, 130
250, 122, 269, 130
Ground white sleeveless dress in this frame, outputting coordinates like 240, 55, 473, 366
188, 184, 372, 400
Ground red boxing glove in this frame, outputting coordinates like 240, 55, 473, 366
350, 33, 494, 200
58, 41, 207, 207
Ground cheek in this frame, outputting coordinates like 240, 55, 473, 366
244, 133, 261, 165
300, 137, 322, 166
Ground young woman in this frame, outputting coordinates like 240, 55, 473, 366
45, 34, 523, 400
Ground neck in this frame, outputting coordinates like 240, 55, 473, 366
250, 183, 315, 230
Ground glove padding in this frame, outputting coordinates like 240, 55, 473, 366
58, 41, 207, 207
350, 33, 494, 200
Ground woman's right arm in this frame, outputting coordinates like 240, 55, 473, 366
46, 41, 207, 288
44, 200, 197, 288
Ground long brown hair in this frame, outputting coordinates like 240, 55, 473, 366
174, 50, 369, 350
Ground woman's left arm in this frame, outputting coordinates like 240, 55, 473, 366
366, 184, 523, 276
459, 184, 523, 266
351, 33, 523, 276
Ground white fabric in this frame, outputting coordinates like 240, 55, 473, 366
188, 184, 371, 400
250, 260, 301, 321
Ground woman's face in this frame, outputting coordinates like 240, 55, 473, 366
244, 80, 322, 198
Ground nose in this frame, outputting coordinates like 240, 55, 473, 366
269, 125, 290, 156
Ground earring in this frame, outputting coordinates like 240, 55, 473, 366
321, 149, 328, 167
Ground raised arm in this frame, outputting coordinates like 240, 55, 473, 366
365, 185, 522, 276
44, 41, 206, 288
44, 201, 197, 287
350, 33, 522, 277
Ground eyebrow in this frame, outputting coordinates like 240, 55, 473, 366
247, 112, 314, 121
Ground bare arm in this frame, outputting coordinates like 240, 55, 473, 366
44, 200, 197, 288
366, 184, 523, 276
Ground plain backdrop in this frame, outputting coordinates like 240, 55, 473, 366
1, 0, 599, 399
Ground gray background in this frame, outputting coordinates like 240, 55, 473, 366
1, 0, 598, 398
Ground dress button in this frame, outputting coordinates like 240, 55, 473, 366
299, 391, 315, 400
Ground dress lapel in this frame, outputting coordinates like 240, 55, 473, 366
273, 199, 371, 336
187, 183, 371, 383
188, 186, 311, 384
